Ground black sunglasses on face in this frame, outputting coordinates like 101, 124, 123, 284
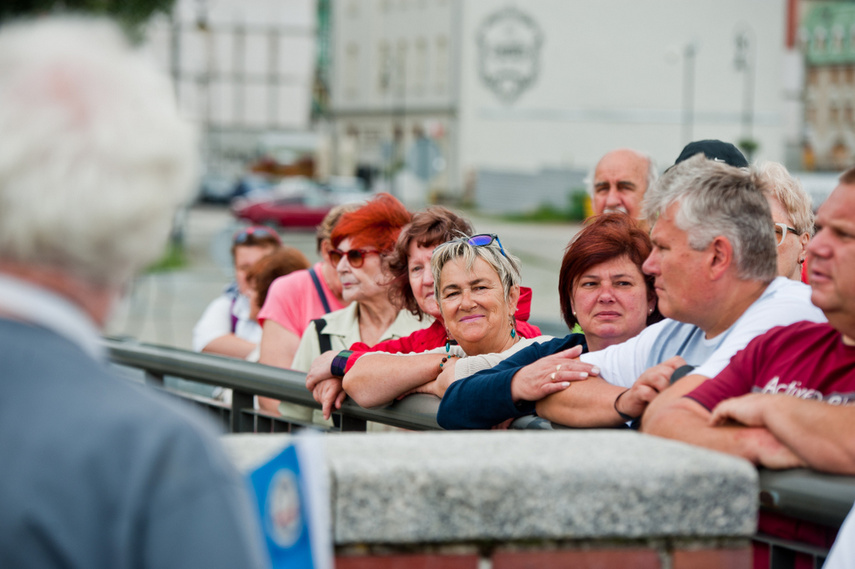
329, 248, 380, 268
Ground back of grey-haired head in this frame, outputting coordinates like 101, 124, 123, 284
0, 17, 197, 287
642, 154, 777, 282
753, 161, 815, 236
430, 236, 521, 303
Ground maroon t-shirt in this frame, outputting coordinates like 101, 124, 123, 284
685, 320, 854, 569
687, 320, 855, 412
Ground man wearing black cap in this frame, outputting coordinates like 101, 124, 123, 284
672, 139, 749, 169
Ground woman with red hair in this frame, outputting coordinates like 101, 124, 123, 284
437, 212, 661, 429
289, 193, 428, 376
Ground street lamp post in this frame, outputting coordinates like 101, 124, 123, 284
734, 27, 756, 146
682, 42, 698, 145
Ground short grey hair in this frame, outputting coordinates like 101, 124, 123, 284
0, 17, 196, 287
642, 154, 777, 282
585, 149, 659, 197
753, 161, 815, 236
430, 236, 521, 304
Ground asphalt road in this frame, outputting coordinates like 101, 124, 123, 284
104, 204, 583, 349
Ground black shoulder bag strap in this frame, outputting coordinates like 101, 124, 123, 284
312, 318, 332, 353
308, 267, 332, 314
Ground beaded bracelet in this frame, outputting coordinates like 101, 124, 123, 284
438, 354, 459, 370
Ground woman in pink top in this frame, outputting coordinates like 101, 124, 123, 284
255, 203, 358, 412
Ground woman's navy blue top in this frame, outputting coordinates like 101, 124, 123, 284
437, 334, 588, 429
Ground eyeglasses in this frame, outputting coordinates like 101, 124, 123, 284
329, 248, 380, 268
233, 226, 281, 245
465, 233, 507, 257
774, 223, 799, 247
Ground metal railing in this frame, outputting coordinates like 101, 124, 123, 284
104, 336, 440, 433
104, 336, 855, 566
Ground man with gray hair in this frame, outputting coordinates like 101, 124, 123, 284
0, 17, 267, 568
536, 154, 825, 427
588, 148, 658, 223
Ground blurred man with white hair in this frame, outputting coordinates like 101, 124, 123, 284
588, 148, 657, 223
0, 17, 267, 569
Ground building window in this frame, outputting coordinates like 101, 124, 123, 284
806, 100, 817, 124
435, 35, 448, 95
413, 37, 428, 95
832, 24, 844, 54
808, 67, 821, 87
814, 27, 827, 53
378, 41, 391, 94
345, 43, 359, 99
395, 39, 408, 94
830, 102, 841, 124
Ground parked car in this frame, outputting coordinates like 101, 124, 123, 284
197, 171, 238, 204
321, 176, 373, 205
230, 185, 334, 229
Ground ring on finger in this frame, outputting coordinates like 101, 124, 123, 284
550, 372, 556, 380
556, 364, 562, 372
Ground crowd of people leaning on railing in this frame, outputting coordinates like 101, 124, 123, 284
193, 138, 855, 569
3, 15, 854, 568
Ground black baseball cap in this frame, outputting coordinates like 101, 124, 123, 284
673, 139, 749, 168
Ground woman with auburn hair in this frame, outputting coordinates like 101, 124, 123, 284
437, 212, 661, 429
304, 207, 542, 419
288, 193, 427, 389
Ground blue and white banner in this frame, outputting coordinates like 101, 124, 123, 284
247, 435, 332, 569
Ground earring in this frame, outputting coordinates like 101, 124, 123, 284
511, 328, 517, 339
445, 336, 451, 353
572, 311, 577, 316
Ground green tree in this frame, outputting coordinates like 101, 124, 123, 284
0, 0, 176, 40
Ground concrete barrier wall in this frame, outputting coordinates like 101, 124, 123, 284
223, 430, 758, 568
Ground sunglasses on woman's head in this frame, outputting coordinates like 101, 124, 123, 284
232, 226, 281, 245
464, 233, 507, 257
329, 248, 380, 268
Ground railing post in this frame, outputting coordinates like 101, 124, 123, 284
339, 414, 367, 432
230, 389, 255, 433
144, 370, 164, 387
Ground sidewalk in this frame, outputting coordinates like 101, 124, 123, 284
105, 204, 581, 349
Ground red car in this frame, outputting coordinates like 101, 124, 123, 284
230, 191, 333, 229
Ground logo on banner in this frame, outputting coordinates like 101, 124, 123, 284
477, 6, 543, 104
267, 469, 303, 548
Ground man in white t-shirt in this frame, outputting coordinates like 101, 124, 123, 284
535, 154, 825, 427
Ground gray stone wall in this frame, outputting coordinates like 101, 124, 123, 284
222, 430, 757, 547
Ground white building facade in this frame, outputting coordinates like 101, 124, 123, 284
329, 0, 789, 209
145, 0, 318, 177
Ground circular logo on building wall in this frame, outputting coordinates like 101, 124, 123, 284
267, 469, 303, 548
477, 6, 543, 104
